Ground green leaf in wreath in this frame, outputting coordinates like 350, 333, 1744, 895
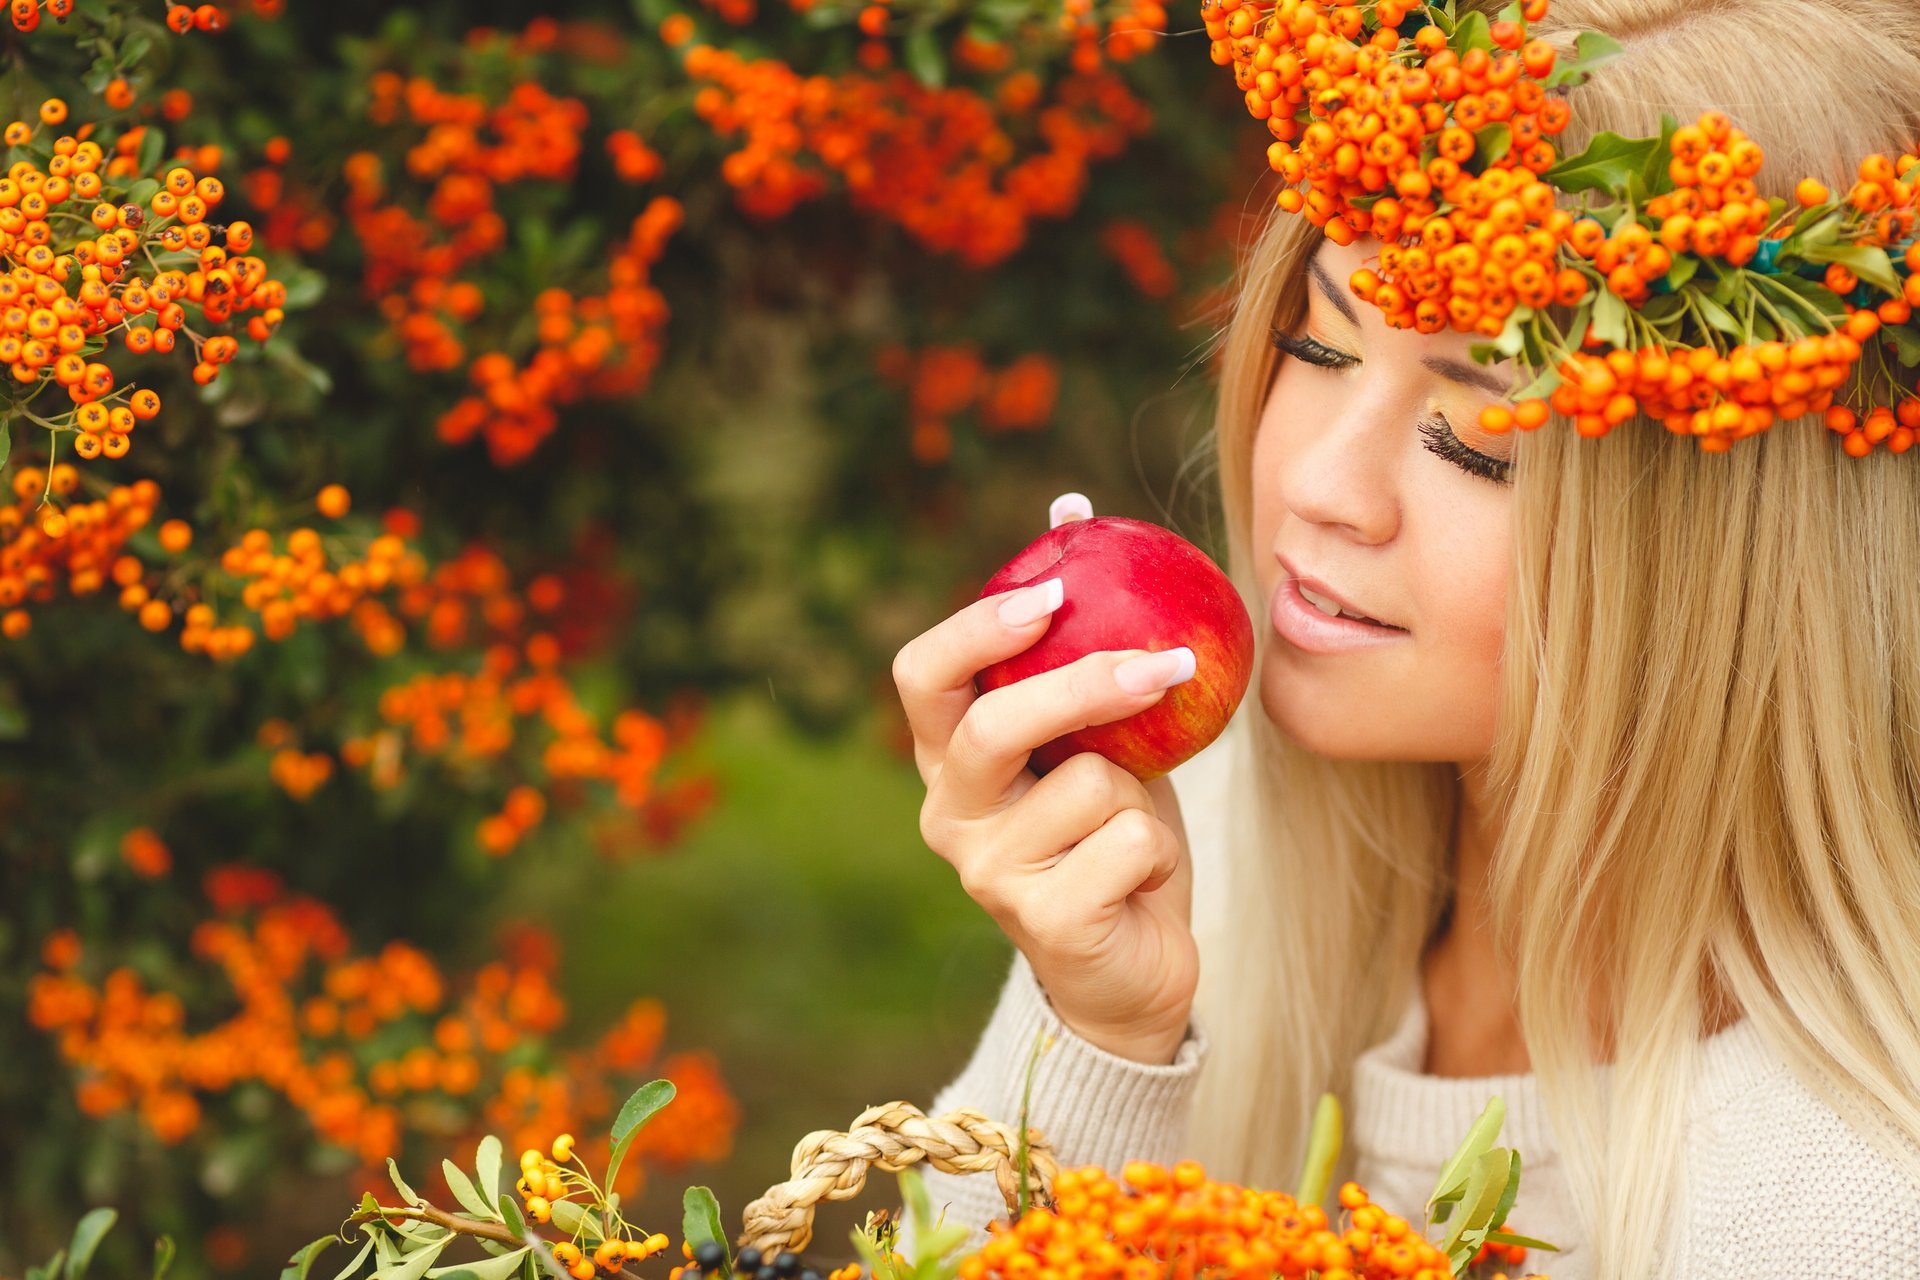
443, 1160, 500, 1222
1473, 123, 1512, 170
152, 1235, 177, 1280
1542, 29, 1624, 89
1485, 1229, 1561, 1251
1589, 287, 1629, 350
1798, 243, 1902, 296
1543, 130, 1663, 196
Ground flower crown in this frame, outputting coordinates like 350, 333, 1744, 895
1205, 0, 1920, 457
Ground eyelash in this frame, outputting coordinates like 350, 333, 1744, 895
1268, 324, 1514, 486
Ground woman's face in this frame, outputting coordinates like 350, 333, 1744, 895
1252, 233, 1514, 764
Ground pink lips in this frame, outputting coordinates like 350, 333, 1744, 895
1270, 575, 1409, 654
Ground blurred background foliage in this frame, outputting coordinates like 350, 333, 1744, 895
0, 0, 1261, 1271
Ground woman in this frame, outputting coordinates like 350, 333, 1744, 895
889, 1, 1920, 1275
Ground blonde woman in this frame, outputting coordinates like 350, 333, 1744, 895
888, 0, 1920, 1275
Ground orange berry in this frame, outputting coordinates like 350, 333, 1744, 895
316, 484, 351, 519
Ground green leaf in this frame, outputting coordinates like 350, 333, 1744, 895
499, 1196, 528, 1240
1884, 323, 1920, 369
429, 1249, 532, 1280
606, 1080, 675, 1196
0, 416, 13, 473
1439, 1148, 1511, 1258
682, 1187, 728, 1274
1777, 207, 1843, 259
329, 1241, 374, 1280
1292, 1093, 1342, 1209
124, 177, 160, 208
1542, 131, 1663, 195
152, 1236, 176, 1280
1799, 243, 1902, 296
444, 1160, 500, 1222
1426, 1096, 1504, 1218
476, 1137, 504, 1209
281, 1238, 337, 1280
1490, 1148, 1522, 1231
1485, 1230, 1561, 1251
1509, 362, 1563, 404
31, 1250, 68, 1280
548, 1200, 592, 1238
278, 266, 328, 311
66, 1207, 117, 1280
903, 27, 945, 89
388, 1158, 425, 1207
1664, 251, 1700, 293
1640, 113, 1680, 197
1450, 10, 1491, 53
377, 1239, 451, 1280
1589, 287, 1629, 349
1638, 293, 1685, 325
1691, 290, 1742, 338
1757, 271, 1847, 325
1473, 123, 1512, 170
1543, 29, 1624, 88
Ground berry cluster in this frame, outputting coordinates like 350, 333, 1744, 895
958, 1161, 1545, 1280
0, 467, 156, 640
28, 869, 738, 1173
874, 343, 1062, 464
677, 37, 1151, 266
2, 103, 286, 466
1211, 0, 1920, 456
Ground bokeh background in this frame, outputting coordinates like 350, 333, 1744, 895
0, 0, 1267, 1272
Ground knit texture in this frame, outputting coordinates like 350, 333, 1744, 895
895, 724, 1920, 1277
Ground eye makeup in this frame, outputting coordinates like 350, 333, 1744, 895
1268, 323, 1514, 486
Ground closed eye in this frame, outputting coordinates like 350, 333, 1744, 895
1270, 325, 1358, 368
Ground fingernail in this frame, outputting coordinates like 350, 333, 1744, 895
1050, 492, 1093, 528
998, 577, 1065, 627
1114, 647, 1196, 695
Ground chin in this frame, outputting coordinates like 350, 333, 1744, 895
1257, 646, 1485, 762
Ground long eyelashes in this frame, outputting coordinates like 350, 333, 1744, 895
1268, 324, 1514, 486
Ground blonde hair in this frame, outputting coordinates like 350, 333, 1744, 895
1183, 3, 1920, 1276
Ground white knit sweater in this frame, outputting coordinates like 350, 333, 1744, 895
895, 723, 1920, 1278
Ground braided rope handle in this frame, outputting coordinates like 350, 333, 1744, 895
736, 1101, 1061, 1257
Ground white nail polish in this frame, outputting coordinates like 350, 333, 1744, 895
998, 577, 1066, 626
1050, 492, 1093, 528
1114, 646, 1196, 695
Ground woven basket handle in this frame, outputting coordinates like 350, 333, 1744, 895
736, 1101, 1060, 1257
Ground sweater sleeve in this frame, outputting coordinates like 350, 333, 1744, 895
893, 947, 1210, 1264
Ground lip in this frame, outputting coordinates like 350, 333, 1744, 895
1272, 556, 1409, 653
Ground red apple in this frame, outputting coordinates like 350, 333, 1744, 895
974, 515, 1254, 782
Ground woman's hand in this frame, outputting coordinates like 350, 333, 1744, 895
892, 492, 1199, 1065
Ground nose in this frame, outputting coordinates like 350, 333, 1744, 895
1270, 392, 1403, 546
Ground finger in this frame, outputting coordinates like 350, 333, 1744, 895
1050, 491, 1093, 528
972, 750, 1156, 880
893, 578, 1068, 784
1137, 774, 1184, 892
937, 645, 1196, 821
1034, 804, 1183, 921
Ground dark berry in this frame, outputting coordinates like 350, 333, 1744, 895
800, 1270, 822, 1280
774, 1254, 801, 1278
695, 1243, 727, 1273
736, 1248, 763, 1274
755, 1267, 776, 1280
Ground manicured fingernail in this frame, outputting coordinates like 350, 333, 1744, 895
998, 577, 1065, 627
1114, 647, 1196, 695
1050, 492, 1093, 528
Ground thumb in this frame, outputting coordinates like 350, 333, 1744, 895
1050, 491, 1093, 529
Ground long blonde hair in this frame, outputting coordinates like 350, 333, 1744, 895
1184, 3, 1920, 1275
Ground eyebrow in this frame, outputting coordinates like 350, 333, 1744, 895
1308, 255, 1509, 396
